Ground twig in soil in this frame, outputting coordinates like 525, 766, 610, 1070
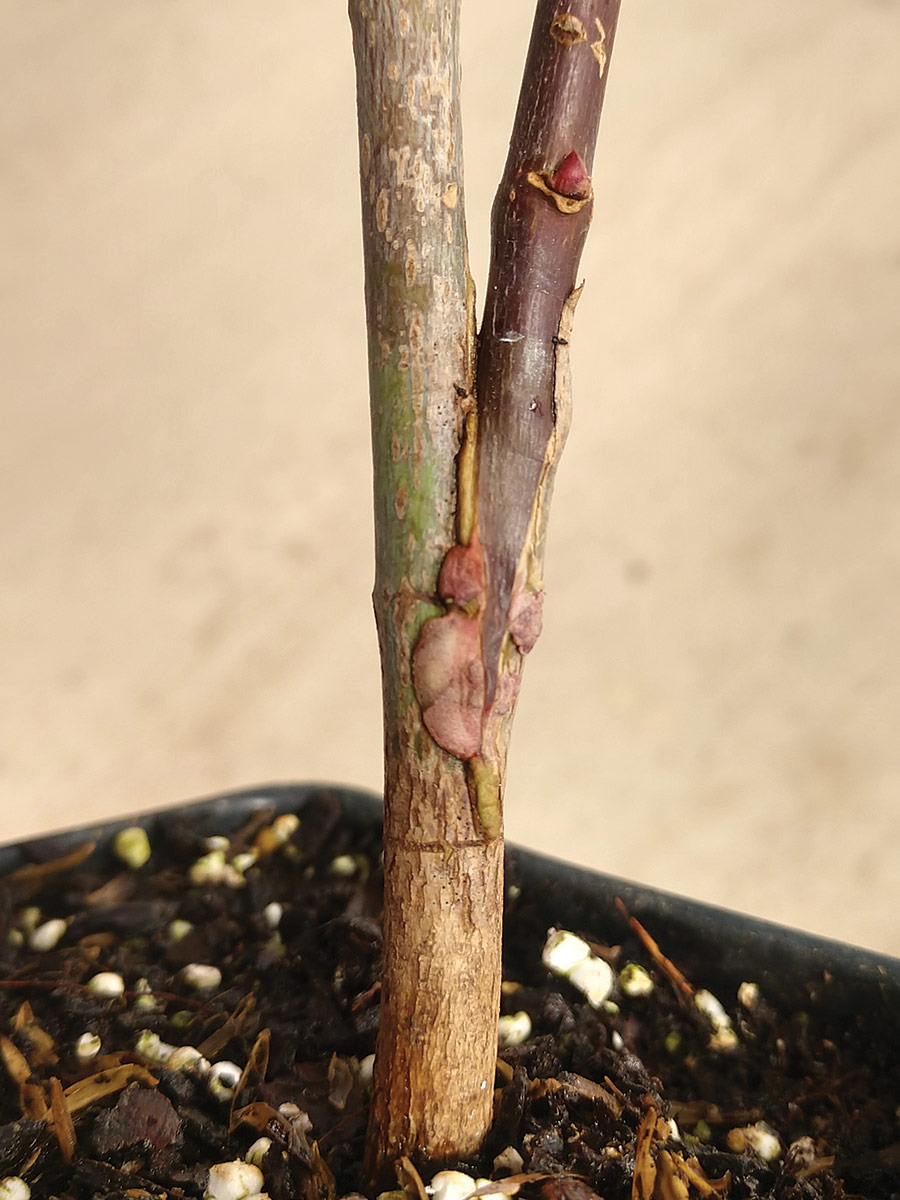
631, 1106, 731, 1200
663, 1152, 730, 1198
1, 1031, 48, 1117
227, 804, 277, 855
350, 978, 380, 1013
397, 1156, 429, 1200
197, 991, 258, 1058
228, 1026, 270, 1129
632, 1105, 658, 1200
793, 1155, 836, 1180
530, 1071, 622, 1119
667, 1100, 761, 1127
0, 842, 96, 892
62, 1063, 159, 1112
615, 899, 694, 1002
49, 1075, 77, 1164
11, 999, 58, 1066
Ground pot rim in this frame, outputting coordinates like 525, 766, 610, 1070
3, 781, 898, 1014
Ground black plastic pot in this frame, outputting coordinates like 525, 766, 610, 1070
4, 781, 898, 1017
4, 781, 900, 1198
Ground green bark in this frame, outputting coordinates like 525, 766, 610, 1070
349, 0, 503, 1179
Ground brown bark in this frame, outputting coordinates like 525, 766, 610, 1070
476, 0, 622, 706
349, 0, 503, 1181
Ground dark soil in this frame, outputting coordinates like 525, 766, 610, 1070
1, 790, 898, 1200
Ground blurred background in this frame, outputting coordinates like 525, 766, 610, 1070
2, 2, 899, 954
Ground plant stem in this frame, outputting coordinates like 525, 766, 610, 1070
476, 0, 622, 742
349, 0, 503, 1180
350, 0, 622, 1181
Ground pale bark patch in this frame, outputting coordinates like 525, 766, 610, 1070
526, 169, 592, 214
550, 12, 587, 45
591, 19, 607, 78
394, 484, 409, 520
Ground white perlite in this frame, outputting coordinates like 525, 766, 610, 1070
166, 1046, 211, 1076
737, 981, 760, 1009
134, 977, 161, 1012
618, 962, 654, 997
135, 1030, 176, 1064
542, 929, 591, 975
542, 928, 613, 1008
245, 1138, 273, 1167
694, 989, 730, 1028
568, 957, 615, 1007
329, 854, 357, 877
358, 1053, 375, 1089
727, 1121, 782, 1162
709, 1026, 739, 1052
181, 963, 223, 991
86, 972, 125, 998
695, 988, 738, 1051
75, 1032, 102, 1060
427, 1172, 509, 1200
20, 908, 41, 934
208, 1060, 243, 1102
497, 1010, 532, 1048
428, 1171, 477, 1200
232, 851, 258, 874
190, 849, 245, 889
0, 1178, 30, 1200
204, 1161, 266, 1200
28, 918, 68, 953
114, 826, 152, 869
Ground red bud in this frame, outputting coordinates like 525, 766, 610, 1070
549, 150, 591, 199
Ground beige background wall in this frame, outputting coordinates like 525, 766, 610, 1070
2, 3, 899, 954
